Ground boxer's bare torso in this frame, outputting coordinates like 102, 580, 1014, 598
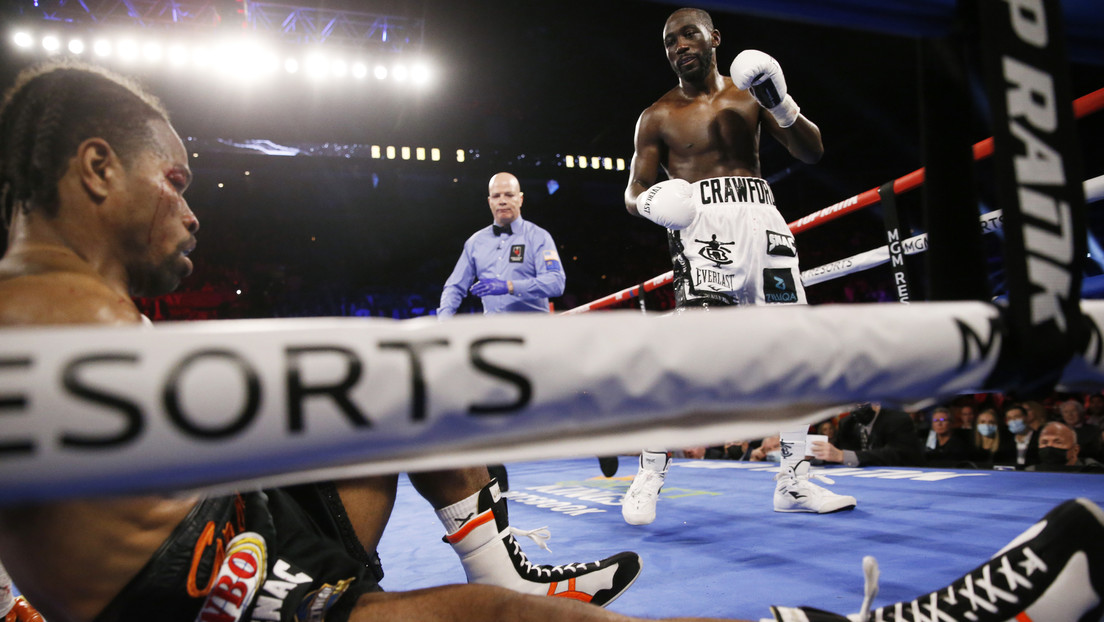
0, 247, 199, 622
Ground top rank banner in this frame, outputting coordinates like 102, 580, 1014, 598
976, 0, 1087, 395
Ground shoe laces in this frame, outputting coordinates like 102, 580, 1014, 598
856, 556, 880, 622
509, 525, 552, 553
505, 532, 598, 579
854, 544, 1050, 621
774, 466, 837, 486
627, 470, 665, 501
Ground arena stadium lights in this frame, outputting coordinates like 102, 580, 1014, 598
564, 155, 626, 172
7, 28, 435, 90
41, 35, 60, 53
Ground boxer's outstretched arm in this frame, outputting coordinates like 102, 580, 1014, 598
349, 583, 752, 622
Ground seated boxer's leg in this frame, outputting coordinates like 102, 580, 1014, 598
410, 467, 642, 607
767, 498, 1104, 622
332, 475, 401, 555
345, 583, 760, 622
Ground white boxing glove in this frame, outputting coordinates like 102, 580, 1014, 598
637, 179, 697, 230
730, 49, 800, 128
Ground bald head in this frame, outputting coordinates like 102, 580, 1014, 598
487, 172, 523, 226
1039, 422, 1079, 466
665, 7, 714, 32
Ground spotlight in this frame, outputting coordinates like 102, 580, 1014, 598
590, 156, 600, 169
371, 145, 381, 159
565, 155, 575, 168
93, 39, 112, 57
13, 31, 33, 49
416, 147, 426, 161
386, 146, 396, 159
284, 58, 299, 74
392, 64, 408, 81
431, 148, 441, 162
41, 35, 60, 53
142, 41, 163, 62
401, 146, 411, 160
117, 39, 139, 61
456, 149, 465, 163
168, 44, 188, 66
603, 157, 613, 170
616, 158, 626, 171
374, 65, 388, 80
305, 53, 329, 79
412, 63, 431, 84
192, 46, 213, 67
352, 62, 368, 79
68, 39, 84, 54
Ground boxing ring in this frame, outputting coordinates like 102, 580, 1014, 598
377, 457, 1104, 619
2, 0, 1104, 616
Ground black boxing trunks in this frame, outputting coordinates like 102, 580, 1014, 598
668, 176, 806, 308
94, 483, 383, 622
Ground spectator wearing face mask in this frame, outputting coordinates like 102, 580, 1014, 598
748, 435, 783, 462
1029, 422, 1104, 473
971, 408, 1016, 467
809, 403, 924, 467
1004, 404, 1040, 468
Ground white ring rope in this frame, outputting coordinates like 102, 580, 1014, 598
566, 174, 1103, 314
801, 210, 1005, 287
3, 300, 1104, 504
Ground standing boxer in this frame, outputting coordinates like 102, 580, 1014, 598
619, 8, 854, 525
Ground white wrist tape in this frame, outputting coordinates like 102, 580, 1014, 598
769, 94, 800, 128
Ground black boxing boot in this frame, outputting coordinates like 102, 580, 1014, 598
767, 498, 1104, 622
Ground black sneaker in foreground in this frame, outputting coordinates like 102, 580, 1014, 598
767, 497, 1104, 622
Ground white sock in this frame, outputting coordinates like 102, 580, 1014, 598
779, 429, 807, 472
435, 481, 499, 536
640, 449, 669, 472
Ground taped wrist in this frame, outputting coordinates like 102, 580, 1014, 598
768, 94, 800, 128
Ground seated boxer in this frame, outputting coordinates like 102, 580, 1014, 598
619, 7, 852, 525
0, 61, 640, 622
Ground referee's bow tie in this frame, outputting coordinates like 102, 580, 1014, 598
493, 224, 512, 236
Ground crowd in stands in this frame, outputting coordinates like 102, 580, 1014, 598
682, 392, 1104, 474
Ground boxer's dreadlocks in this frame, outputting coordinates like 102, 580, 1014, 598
0, 60, 169, 228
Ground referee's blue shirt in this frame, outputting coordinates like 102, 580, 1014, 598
438, 216, 565, 316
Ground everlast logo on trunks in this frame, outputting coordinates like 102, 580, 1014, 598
697, 177, 775, 206
766, 230, 796, 257
694, 267, 735, 291
763, 268, 799, 303
510, 245, 525, 263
